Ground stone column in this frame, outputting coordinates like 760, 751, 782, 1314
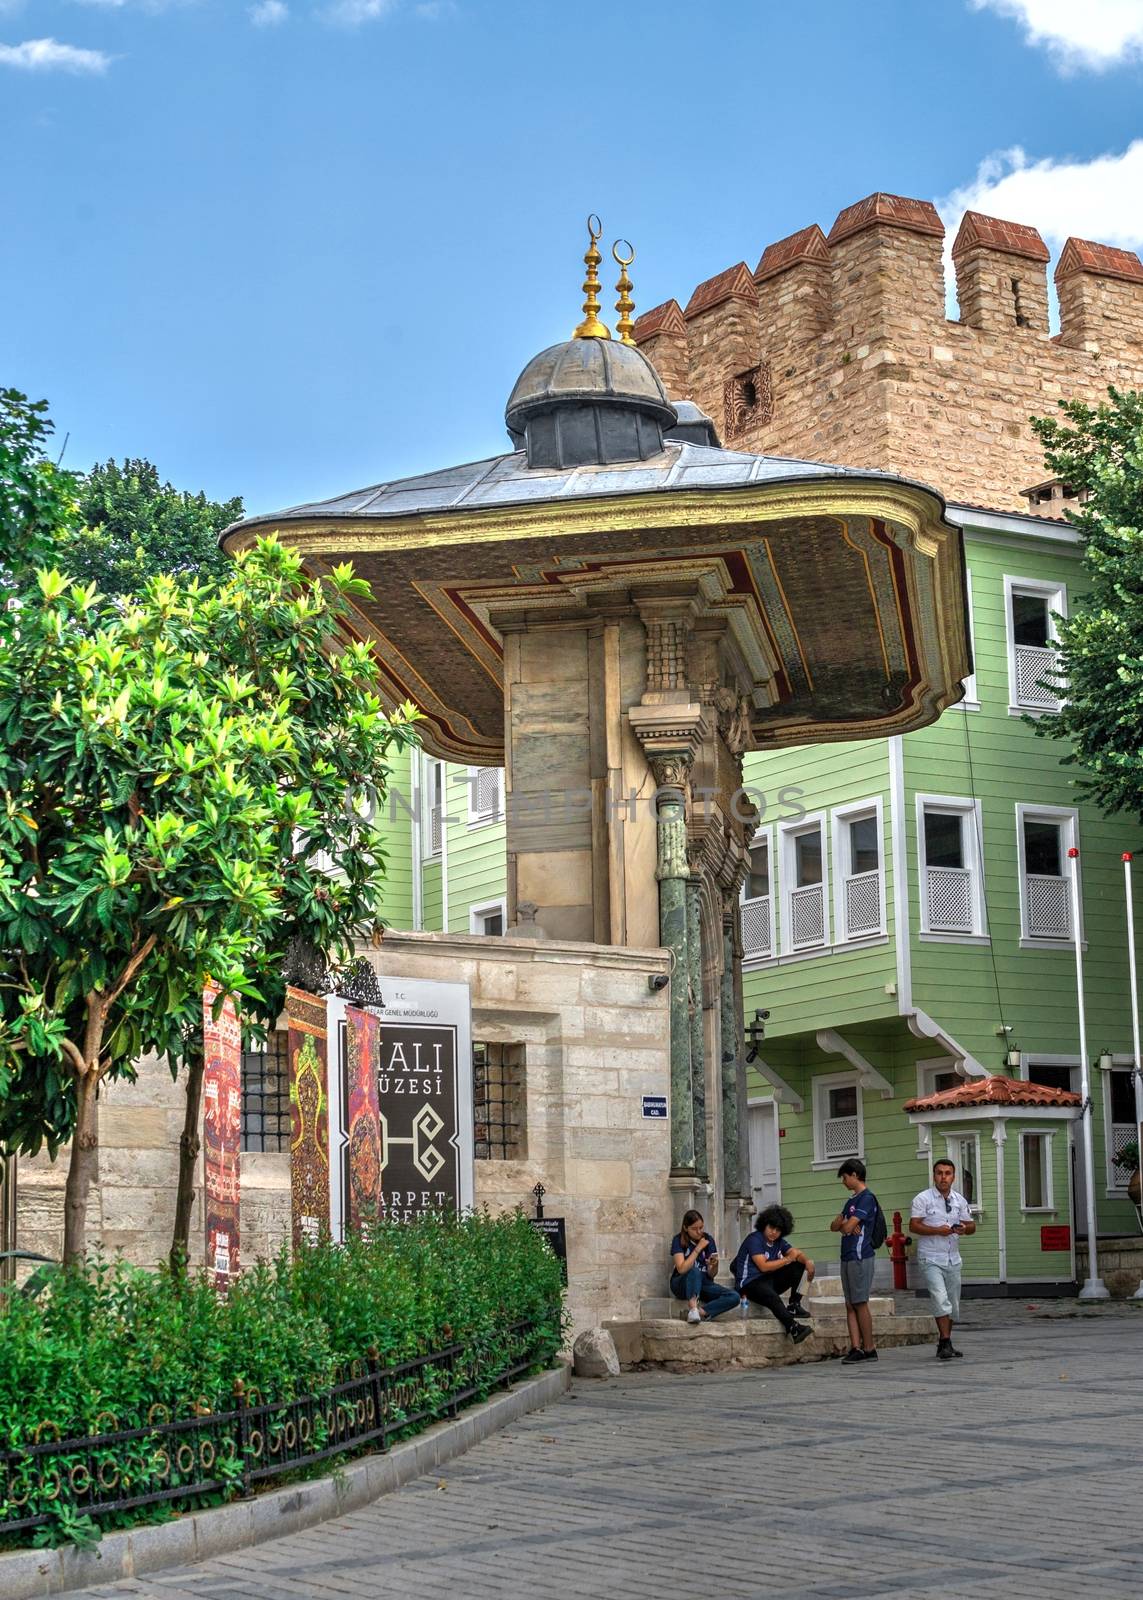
719, 906, 740, 1196
653, 774, 694, 1176
686, 876, 707, 1181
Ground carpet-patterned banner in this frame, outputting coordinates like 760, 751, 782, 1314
202, 982, 242, 1293
345, 1004, 382, 1234
286, 986, 330, 1250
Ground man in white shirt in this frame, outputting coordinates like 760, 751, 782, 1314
910, 1158, 976, 1360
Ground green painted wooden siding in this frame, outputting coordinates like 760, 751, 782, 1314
374, 743, 414, 931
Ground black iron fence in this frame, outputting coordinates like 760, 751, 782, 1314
0, 1316, 557, 1544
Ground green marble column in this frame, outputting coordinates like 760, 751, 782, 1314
720, 913, 740, 1195
686, 877, 707, 1181
655, 786, 694, 1174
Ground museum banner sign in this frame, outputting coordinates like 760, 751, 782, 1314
286, 986, 331, 1250
202, 982, 241, 1292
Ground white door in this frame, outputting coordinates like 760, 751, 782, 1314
748, 1101, 781, 1213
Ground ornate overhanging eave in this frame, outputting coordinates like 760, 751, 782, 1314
225, 474, 971, 765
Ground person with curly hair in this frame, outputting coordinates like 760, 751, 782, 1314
729, 1205, 814, 1343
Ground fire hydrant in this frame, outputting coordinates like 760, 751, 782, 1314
888, 1209, 912, 1290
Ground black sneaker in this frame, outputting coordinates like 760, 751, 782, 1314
949, 1343, 964, 1358
787, 1322, 812, 1345
937, 1340, 953, 1361
862, 1349, 878, 1361
789, 1299, 812, 1320
840, 1346, 866, 1364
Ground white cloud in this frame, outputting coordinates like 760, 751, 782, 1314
249, 0, 288, 22
969, 0, 1143, 71
322, 0, 397, 22
0, 36, 110, 71
939, 142, 1143, 252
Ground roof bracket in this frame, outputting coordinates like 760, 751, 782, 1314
815, 1028, 894, 1099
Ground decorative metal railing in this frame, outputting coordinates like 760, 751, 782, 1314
0, 1316, 558, 1543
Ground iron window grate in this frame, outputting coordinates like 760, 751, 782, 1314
241, 1032, 292, 1153
473, 1042, 525, 1160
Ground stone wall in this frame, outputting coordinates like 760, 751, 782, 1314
12, 934, 675, 1339
635, 193, 1143, 513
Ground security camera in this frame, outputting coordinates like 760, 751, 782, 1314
755, 1008, 771, 1022
648, 973, 669, 992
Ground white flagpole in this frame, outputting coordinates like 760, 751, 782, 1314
1123, 853, 1143, 1300
1069, 847, 1108, 1298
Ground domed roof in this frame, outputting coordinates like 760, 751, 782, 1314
506, 338, 677, 436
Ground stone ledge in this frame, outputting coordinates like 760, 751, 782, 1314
606, 1317, 934, 1368
0, 1365, 571, 1600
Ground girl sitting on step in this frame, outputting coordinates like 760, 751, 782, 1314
668, 1210, 742, 1324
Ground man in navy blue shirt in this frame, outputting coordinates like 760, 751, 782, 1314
830, 1158, 880, 1365
729, 1205, 813, 1344
669, 1210, 740, 1323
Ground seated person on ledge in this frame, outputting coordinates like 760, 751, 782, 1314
669, 1210, 741, 1324
730, 1205, 814, 1345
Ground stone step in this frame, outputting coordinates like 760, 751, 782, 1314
606, 1313, 936, 1370
640, 1295, 897, 1323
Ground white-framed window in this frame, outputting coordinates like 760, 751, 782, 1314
953, 568, 979, 711
813, 1071, 863, 1166
944, 1132, 983, 1212
1019, 1130, 1054, 1211
1103, 1066, 1138, 1193
1004, 575, 1066, 714
780, 812, 828, 954
917, 795, 985, 937
470, 899, 507, 937
914, 1057, 961, 1155
467, 766, 503, 827
740, 828, 775, 961
420, 758, 444, 859
1016, 804, 1078, 945
832, 798, 885, 942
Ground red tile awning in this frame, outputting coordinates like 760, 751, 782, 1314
905, 1074, 1081, 1114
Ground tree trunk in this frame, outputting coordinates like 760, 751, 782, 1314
63, 1070, 100, 1266
170, 1036, 205, 1280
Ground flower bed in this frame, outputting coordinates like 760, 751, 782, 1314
0, 1212, 565, 1547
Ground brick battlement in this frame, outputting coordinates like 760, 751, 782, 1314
635, 190, 1143, 512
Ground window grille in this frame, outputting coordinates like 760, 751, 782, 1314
473, 1042, 526, 1160
470, 767, 502, 825
1026, 873, 1069, 938
789, 883, 825, 949
1014, 643, 1060, 710
741, 895, 772, 958
844, 871, 881, 937
925, 866, 973, 933
821, 1083, 860, 1159
241, 1032, 292, 1153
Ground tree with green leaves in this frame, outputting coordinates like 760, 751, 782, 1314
1031, 387, 1143, 817
0, 538, 417, 1264
62, 458, 243, 597
0, 388, 81, 577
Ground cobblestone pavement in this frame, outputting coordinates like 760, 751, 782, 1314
74, 1303, 1143, 1600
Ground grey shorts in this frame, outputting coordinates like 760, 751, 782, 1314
921, 1260, 962, 1321
840, 1256, 876, 1306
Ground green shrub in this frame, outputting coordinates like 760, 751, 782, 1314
0, 1211, 564, 1545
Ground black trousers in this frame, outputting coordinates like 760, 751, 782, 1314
743, 1260, 805, 1329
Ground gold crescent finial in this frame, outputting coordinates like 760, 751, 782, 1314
573, 214, 611, 340
613, 239, 636, 345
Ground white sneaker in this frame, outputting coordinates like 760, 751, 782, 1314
686, 1307, 701, 1324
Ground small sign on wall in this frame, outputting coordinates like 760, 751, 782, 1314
529, 1216, 568, 1284
1041, 1224, 1071, 1252
642, 1094, 668, 1120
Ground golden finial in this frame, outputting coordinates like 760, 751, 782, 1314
613, 239, 636, 345
573, 214, 611, 340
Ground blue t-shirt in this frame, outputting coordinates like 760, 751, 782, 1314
671, 1232, 717, 1276
840, 1189, 879, 1261
732, 1231, 789, 1289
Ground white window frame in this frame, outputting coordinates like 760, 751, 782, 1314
1004, 574, 1066, 716
779, 811, 829, 956
1015, 803, 1081, 949
420, 758, 444, 859
916, 794, 986, 941
1018, 1129, 1055, 1214
943, 1131, 984, 1215
469, 898, 508, 937
740, 824, 776, 965
812, 1070, 864, 1169
1101, 1063, 1137, 1195
466, 766, 503, 828
831, 798, 886, 944
914, 1056, 961, 1157
952, 568, 979, 711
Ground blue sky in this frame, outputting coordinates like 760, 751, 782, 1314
2, 0, 1142, 514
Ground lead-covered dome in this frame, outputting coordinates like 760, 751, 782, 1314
505, 337, 677, 468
